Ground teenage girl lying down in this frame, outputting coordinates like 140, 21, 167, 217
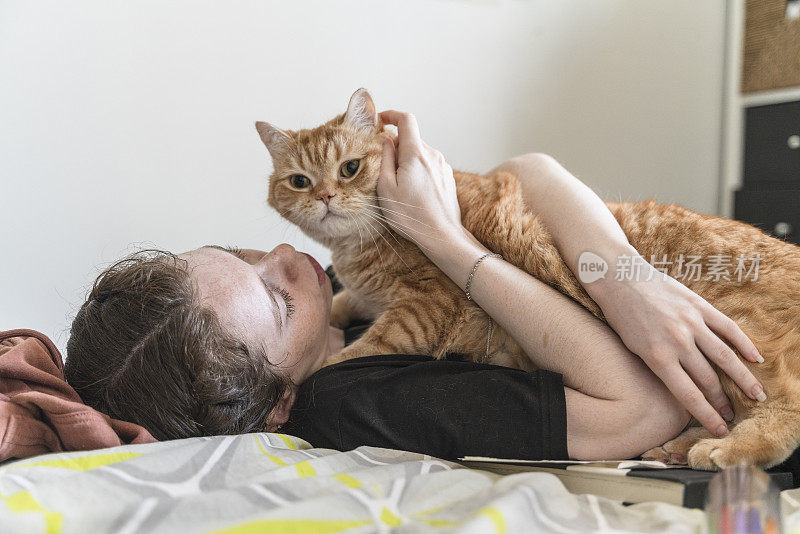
66, 102, 777, 467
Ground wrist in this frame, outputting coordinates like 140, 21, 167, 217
578, 243, 645, 308
423, 227, 491, 286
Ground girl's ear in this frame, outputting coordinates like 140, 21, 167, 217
255, 121, 292, 158
343, 88, 378, 131
264, 387, 297, 432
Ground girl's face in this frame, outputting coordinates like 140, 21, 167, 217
178, 244, 333, 383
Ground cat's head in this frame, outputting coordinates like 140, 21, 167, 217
256, 88, 386, 244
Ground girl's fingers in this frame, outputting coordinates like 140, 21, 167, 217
377, 137, 398, 192
680, 348, 733, 422
384, 130, 398, 146
379, 110, 421, 155
703, 305, 762, 363
695, 328, 766, 402
656, 362, 728, 437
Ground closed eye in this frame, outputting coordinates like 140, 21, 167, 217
204, 244, 295, 322
268, 282, 295, 319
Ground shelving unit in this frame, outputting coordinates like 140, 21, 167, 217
719, 0, 799, 245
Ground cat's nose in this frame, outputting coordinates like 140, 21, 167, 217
318, 192, 336, 206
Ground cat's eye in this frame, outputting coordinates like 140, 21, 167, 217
289, 175, 311, 189
340, 160, 360, 178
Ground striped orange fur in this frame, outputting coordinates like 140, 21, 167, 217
256, 89, 800, 469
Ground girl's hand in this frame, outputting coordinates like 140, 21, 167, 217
594, 259, 765, 437
375, 110, 466, 251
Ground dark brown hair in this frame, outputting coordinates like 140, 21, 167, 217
65, 250, 291, 441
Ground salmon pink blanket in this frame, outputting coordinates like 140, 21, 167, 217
0, 329, 155, 462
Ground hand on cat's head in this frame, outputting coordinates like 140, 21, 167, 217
255, 88, 394, 243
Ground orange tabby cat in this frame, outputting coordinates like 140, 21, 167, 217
256, 88, 800, 470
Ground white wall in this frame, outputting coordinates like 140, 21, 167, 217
0, 0, 727, 352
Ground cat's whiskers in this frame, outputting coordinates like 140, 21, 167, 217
377, 223, 437, 255
370, 196, 424, 210
360, 211, 415, 273
359, 210, 440, 254
359, 209, 405, 248
349, 214, 365, 254
357, 215, 388, 275
256, 206, 297, 231
274, 206, 295, 218
279, 216, 301, 242
364, 209, 449, 246
269, 207, 297, 230
360, 201, 440, 232
350, 200, 446, 244
361, 211, 431, 254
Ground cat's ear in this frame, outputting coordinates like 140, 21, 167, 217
255, 121, 291, 157
343, 88, 378, 131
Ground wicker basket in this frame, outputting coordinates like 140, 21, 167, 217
742, 0, 800, 93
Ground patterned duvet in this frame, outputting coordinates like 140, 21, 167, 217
0, 433, 705, 533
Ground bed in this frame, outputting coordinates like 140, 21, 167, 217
0, 432, 711, 533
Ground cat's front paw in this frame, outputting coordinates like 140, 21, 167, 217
329, 292, 354, 328
688, 438, 742, 470
329, 309, 350, 329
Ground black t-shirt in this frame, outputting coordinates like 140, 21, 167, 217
284, 353, 569, 461
283, 268, 569, 461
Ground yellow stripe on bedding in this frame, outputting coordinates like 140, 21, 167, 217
380, 507, 402, 527
294, 460, 316, 478
2, 490, 63, 534
274, 433, 298, 450
256, 436, 314, 476
333, 474, 362, 488
255, 435, 288, 466
16, 451, 141, 471
478, 507, 506, 534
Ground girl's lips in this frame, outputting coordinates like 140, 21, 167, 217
303, 253, 327, 286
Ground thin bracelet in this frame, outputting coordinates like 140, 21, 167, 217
480, 316, 495, 363
464, 253, 502, 301
465, 252, 502, 363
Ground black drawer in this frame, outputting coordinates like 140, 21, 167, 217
734, 189, 800, 245
743, 100, 800, 187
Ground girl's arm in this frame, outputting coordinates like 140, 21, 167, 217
489, 154, 765, 432
376, 111, 763, 438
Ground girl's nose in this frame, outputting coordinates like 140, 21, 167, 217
258, 243, 299, 281
270, 243, 296, 257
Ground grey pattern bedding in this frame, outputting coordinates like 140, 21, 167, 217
0, 432, 706, 533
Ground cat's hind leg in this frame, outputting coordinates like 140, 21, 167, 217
641, 426, 712, 465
